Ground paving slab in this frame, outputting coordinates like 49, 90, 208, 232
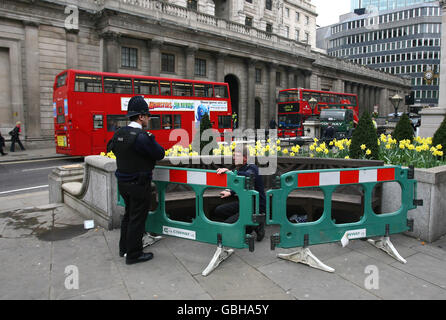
258, 257, 378, 300
195, 254, 294, 300
325, 250, 446, 300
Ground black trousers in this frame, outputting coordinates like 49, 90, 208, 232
0, 144, 5, 155
118, 181, 151, 259
10, 137, 25, 152
214, 201, 255, 234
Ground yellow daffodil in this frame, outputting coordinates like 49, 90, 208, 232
361, 144, 366, 150
366, 149, 371, 155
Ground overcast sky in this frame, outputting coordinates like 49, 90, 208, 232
311, 0, 351, 27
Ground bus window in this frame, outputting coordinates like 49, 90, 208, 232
162, 114, 172, 129
214, 85, 228, 98
149, 116, 161, 130
194, 84, 213, 97
106, 115, 128, 132
93, 114, 104, 129
160, 81, 171, 96
302, 91, 311, 101
75, 74, 102, 92
134, 79, 159, 95
218, 115, 232, 129
56, 73, 67, 88
173, 82, 193, 97
104, 77, 132, 94
350, 96, 357, 105
174, 115, 181, 129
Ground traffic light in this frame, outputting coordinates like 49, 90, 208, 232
405, 92, 415, 105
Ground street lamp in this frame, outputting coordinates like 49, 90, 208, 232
389, 94, 403, 118
308, 97, 318, 114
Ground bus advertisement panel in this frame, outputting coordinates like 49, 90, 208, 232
53, 70, 232, 156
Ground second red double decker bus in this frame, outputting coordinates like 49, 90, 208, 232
277, 88, 359, 137
53, 69, 232, 156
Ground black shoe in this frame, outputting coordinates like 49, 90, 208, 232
1, 153, 6, 156
119, 250, 126, 257
255, 224, 265, 242
125, 252, 153, 265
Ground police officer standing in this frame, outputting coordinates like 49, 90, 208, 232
107, 96, 165, 265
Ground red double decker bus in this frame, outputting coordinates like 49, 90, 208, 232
277, 88, 359, 137
53, 69, 232, 156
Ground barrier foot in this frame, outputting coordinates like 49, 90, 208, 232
278, 248, 335, 273
202, 245, 234, 277
367, 237, 407, 264
142, 233, 164, 248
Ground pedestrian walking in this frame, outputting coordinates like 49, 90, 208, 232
0, 132, 7, 156
9, 121, 25, 152
107, 96, 165, 265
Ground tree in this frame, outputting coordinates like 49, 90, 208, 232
392, 113, 414, 142
433, 115, 446, 151
192, 113, 217, 155
349, 111, 379, 160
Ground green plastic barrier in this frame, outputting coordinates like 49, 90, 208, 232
267, 165, 421, 272
117, 166, 262, 250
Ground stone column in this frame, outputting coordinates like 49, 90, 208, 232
245, 58, 257, 130
102, 31, 120, 73
24, 21, 41, 140
216, 52, 226, 82
148, 38, 163, 76
287, 67, 295, 88
66, 29, 79, 70
419, 0, 446, 137
185, 46, 198, 79
359, 84, 365, 114
345, 81, 351, 94
379, 88, 388, 116
374, 87, 381, 114
297, 70, 306, 88
268, 63, 278, 123
304, 71, 312, 89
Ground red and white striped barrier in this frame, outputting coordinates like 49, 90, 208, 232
297, 167, 396, 188
153, 168, 228, 188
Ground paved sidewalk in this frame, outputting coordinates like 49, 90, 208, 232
1, 190, 446, 300
0, 150, 446, 300
0, 147, 75, 163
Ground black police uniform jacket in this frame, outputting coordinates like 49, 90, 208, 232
107, 125, 165, 183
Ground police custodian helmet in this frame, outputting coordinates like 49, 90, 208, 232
127, 96, 151, 118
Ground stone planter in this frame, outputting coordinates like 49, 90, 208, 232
382, 165, 446, 243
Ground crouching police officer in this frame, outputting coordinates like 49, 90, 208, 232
107, 96, 165, 265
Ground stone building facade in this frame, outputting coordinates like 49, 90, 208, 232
0, 0, 410, 147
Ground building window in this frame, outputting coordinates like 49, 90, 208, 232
305, 32, 310, 43
195, 58, 206, 77
266, 23, 272, 33
121, 47, 138, 69
285, 26, 290, 38
305, 15, 310, 25
187, 0, 197, 10
245, 16, 253, 27
255, 68, 262, 83
161, 53, 175, 73
295, 11, 300, 22
295, 29, 300, 41
265, 0, 272, 10
285, 8, 290, 19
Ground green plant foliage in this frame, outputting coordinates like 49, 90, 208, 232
349, 112, 379, 160
392, 113, 414, 142
433, 115, 446, 153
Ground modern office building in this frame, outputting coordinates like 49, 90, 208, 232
319, 0, 440, 112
